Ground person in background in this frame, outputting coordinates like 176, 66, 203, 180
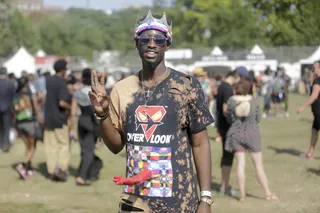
8, 73, 18, 91
225, 79, 279, 202
14, 77, 43, 179
216, 70, 241, 196
28, 74, 37, 95
74, 68, 103, 186
44, 59, 71, 182
248, 70, 257, 97
66, 74, 77, 142
270, 71, 285, 117
260, 69, 273, 118
193, 67, 212, 105
35, 70, 47, 118
278, 67, 291, 117
0, 67, 15, 152
297, 60, 320, 159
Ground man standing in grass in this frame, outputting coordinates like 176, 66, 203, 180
89, 10, 214, 213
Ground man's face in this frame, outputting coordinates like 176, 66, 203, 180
137, 30, 167, 66
313, 62, 320, 76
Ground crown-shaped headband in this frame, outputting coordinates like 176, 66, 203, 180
134, 10, 173, 45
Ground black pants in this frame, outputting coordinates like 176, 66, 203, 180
219, 129, 234, 167
0, 111, 12, 151
77, 124, 103, 180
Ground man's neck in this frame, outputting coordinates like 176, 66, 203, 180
225, 77, 234, 86
56, 73, 65, 78
141, 61, 167, 83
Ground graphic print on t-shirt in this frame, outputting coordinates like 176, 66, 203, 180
127, 105, 172, 144
125, 144, 173, 197
135, 105, 166, 142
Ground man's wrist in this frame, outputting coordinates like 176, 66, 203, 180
200, 190, 212, 198
95, 111, 109, 121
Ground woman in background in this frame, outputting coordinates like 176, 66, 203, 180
14, 77, 43, 179
74, 68, 103, 186
225, 79, 279, 202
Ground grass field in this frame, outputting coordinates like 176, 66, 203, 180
1, 93, 320, 213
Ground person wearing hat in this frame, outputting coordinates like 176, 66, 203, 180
193, 67, 212, 106
89, 11, 214, 213
44, 59, 71, 182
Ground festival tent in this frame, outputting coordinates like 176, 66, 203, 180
3, 47, 36, 77
236, 44, 277, 75
299, 46, 320, 65
195, 46, 236, 75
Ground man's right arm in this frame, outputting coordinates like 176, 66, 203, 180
99, 116, 125, 154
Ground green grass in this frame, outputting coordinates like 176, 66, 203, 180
1, 93, 320, 213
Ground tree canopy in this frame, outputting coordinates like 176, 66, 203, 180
0, 0, 319, 60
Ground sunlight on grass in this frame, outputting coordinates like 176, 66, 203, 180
0, 93, 319, 213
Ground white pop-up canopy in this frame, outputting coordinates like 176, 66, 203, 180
299, 46, 320, 64
236, 44, 278, 75
4, 47, 36, 77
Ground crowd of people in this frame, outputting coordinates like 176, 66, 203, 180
1, 10, 320, 213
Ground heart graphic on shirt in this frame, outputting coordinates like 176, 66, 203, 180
135, 106, 167, 142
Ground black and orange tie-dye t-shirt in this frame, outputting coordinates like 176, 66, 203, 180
109, 69, 214, 213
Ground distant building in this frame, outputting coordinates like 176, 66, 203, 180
9, 0, 64, 15
9, 0, 43, 12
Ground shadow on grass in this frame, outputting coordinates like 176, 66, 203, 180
268, 146, 302, 157
299, 118, 313, 124
37, 162, 78, 178
268, 146, 320, 160
211, 181, 263, 200
307, 168, 320, 176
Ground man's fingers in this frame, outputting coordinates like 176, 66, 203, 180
88, 91, 98, 100
92, 70, 99, 86
91, 86, 100, 96
100, 72, 106, 85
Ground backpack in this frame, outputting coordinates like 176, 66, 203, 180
13, 93, 34, 121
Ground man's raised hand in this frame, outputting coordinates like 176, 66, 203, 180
88, 70, 110, 117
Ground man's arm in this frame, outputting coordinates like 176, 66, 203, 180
99, 115, 125, 154
59, 100, 71, 110
192, 129, 212, 192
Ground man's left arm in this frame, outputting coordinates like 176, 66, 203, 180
187, 76, 214, 212
192, 129, 212, 193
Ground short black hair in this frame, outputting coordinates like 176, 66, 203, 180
0, 67, 7, 75
17, 77, 29, 93
53, 59, 68, 73
82, 68, 92, 86
226, 70, 240, 78
66, 74, 76, 85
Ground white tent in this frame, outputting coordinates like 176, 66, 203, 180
237, 44, 277, 75
36, 49, 46, 57
299, 46, 320, 64
4, 47, 36, 77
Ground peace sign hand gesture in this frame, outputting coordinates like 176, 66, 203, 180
89, 70, 110, 117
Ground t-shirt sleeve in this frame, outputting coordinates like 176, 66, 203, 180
314, 77, 320, 86
59, 80, 70, 102
187, 77, 215, 134
109, 86, 122, 131
222, 85, 234, 104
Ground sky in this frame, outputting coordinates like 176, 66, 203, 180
44, 0, 153, 11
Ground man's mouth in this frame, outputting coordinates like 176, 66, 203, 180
145, 51, 157, 58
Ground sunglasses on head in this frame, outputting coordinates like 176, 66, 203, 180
138, 34, 168, 45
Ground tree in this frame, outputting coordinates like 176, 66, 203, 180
0, 9, 39, 56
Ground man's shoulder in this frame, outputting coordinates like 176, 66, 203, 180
112, 75, 139, 93
170, 69, 200, 88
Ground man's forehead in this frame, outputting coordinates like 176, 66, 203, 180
140, 29, 165, 36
